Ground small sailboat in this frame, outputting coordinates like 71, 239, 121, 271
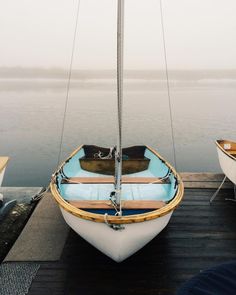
50, 145, 183, 262
50, 0, 184, 262
215, 139, 236, 185
210, 140, 236, 203
0, 157, 9, 187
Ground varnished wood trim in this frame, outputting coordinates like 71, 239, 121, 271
68, 200, 166, 210
61, 176, 170, 184
50, 145, 184, 224
215, 140, 236, 162
0, 157, 9, 174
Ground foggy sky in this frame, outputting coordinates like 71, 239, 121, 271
1, 0, 236, 70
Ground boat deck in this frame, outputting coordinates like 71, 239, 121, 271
27, 187, 236, 295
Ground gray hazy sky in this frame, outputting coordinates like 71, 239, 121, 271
1, 0, 236, 70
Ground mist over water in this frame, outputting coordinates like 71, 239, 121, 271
1, 68, 236, 186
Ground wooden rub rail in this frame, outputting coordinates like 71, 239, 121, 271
61, 176, 170, 184
68, 200, 166, 210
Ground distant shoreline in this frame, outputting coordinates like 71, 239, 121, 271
1, 67, 236, 81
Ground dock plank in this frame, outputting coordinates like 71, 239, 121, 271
27, 187, 236, 295
180, 173, 233, 188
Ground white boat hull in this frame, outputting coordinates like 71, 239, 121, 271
51, 145, 183, 262
61, 207, 172, 262
217, 146, 236, 185
0, 157, 9, 187
0, 167, 6, 187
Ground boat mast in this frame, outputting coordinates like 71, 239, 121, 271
114, 0, 124, 206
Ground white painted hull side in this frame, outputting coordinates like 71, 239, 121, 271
0, 167, 6, 187
60, 207, 172, 262
217, 147, 236, 184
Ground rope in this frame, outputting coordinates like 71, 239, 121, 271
30, 186, 50, 203
94, 147, 114, 159
109, 190, 122, 215
160, 0, 177, 169
56, 0, 81, 167
149, 169, 171, 184
62, 179, 82, 185
209, 175, 226, 203
104, 213, 125, 231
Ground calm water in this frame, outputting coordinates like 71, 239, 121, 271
1, 69, 236, 186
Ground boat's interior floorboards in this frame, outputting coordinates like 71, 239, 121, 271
28, 188, 236, 295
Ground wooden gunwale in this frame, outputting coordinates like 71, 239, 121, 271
50, 145, 184, 224
216, 140, 236, 162
0, 157, 9, 174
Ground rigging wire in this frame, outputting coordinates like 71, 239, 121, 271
56, 0, 81, 167
160, 0, 177, 169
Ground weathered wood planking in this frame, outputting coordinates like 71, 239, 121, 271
180, 172, 233, 188
28, 187, 236, 295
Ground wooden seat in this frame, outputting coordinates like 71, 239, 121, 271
61, 176, 170, 185
68, 199, 166, 210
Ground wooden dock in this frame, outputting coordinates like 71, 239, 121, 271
27, 187, 236, 295
1, 174, 236, 295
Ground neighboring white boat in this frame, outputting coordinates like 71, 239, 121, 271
0, 157, 17, 219
50, 0, 184, 262
215, 139, 236, 184
0, 157, 9, 187
210, 140, 236, 203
